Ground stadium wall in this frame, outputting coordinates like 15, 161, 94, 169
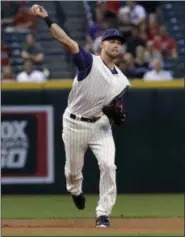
1, 80, 184, 194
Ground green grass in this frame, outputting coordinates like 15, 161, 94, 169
2, 194, 184, 219
2, 233, 184, 237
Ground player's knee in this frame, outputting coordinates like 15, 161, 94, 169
99, 161, 116, 172
65, 171, 76, 181
65, 171, 82, 182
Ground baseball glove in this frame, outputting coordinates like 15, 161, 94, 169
102, 98, 126, 126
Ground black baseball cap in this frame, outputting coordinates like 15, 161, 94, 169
101, 29, 125, 44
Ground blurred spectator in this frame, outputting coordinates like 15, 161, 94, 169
144, 40, 163, 64
134, 46, 149, 78
85, 7, 107, 53
138, 22, 147, 41
1, 66, 15, 81
118, 1, 146, 26
91, 36, 102, 54
153, 25, 177, 59
16, 59, 46, 82
114, 54, 123, 67
86, 2, 120, 54
96, 1, 121, 15
13, 6, 36, 32
146, 13, 159, 40
3, 5, 36, 33
1, 41, 12, 68
88, 7, 107, 41
21, 33, 45, 71
104, 10, 119, 29
118, 12, 132, 38
125, 25, 146, 57
121, 53, 139, 79
143, 59, 173, 81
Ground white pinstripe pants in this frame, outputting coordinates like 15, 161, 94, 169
62, 112, 117, 218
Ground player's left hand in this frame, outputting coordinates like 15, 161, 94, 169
29, 4, 48, 18
102, 99, 126, 126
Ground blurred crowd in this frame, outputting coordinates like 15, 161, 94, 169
1, 1, 178, 82
1, 1, 48, 82
85, 1, 177, 80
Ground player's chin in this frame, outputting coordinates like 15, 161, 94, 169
109, 52, 119, 59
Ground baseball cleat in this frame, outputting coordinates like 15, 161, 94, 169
96, 215, 110, 228
72, 193, 86, 210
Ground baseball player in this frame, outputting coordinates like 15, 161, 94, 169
30, 4, 131, 228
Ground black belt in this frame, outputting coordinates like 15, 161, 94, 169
70, 113, 100, 123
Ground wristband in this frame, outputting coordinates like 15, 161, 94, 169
43, 16, 54, 28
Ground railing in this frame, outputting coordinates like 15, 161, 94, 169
1, 79, 184, 90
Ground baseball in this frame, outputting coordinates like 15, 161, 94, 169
32, 4, 42, 14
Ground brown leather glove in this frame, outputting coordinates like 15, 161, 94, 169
102, 98, 126, 126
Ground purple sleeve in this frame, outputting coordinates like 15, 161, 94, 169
72, 47, 93, 81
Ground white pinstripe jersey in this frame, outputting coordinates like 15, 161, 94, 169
66, 55, 131, 117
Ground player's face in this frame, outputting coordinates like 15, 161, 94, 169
102, 39, 122, 59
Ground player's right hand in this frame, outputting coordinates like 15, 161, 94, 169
29, 5, 48, 18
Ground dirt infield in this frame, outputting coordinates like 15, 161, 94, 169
2, 218, 184, 236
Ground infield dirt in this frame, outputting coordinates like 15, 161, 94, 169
2, 218, 184, 236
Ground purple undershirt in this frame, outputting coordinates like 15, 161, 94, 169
72, 47, 118, 81
72, 47, 93, 81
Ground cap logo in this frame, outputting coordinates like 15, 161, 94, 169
114, 30, 119, 36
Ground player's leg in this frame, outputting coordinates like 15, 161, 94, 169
62, 117, 89, 199
89, 116, 116, 226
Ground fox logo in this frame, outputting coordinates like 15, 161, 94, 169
1, 121, 28, 169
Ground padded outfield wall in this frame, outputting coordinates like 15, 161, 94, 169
1, 80, 184, 194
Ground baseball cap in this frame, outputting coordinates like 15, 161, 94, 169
101, 29, 125, 44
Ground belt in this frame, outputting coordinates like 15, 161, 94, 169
70, 113, 100, 123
